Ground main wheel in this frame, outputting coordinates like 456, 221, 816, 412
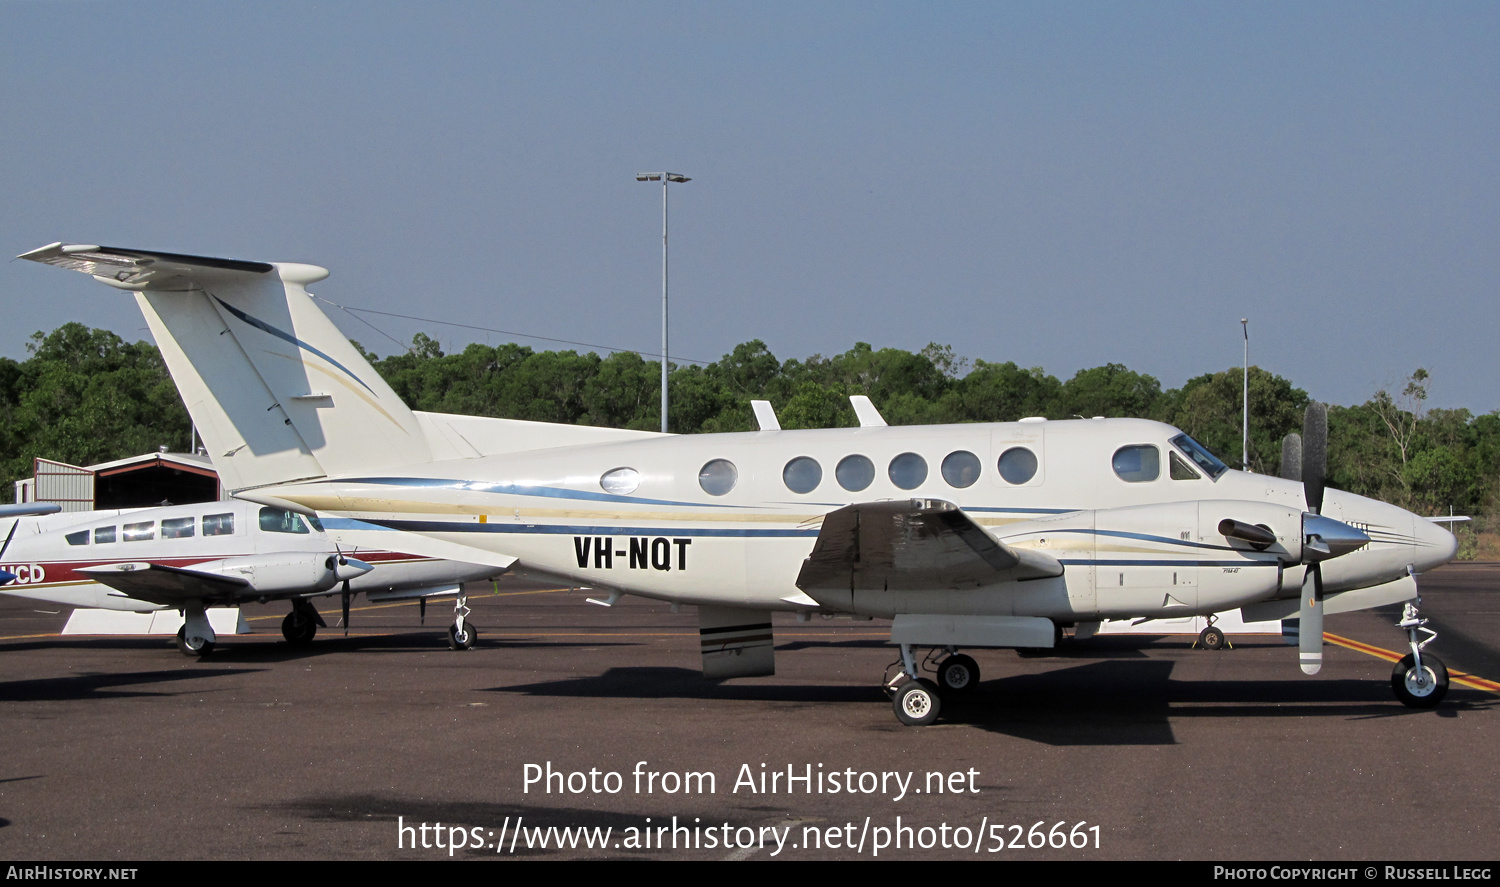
176, 626, 214, 656
1199, 625, 1226, 650
938, 654, 980, 694
892, 678, 942, 726
448, 622, 477, 651
1392, 652, 1448, 708
282, 611, 316, 646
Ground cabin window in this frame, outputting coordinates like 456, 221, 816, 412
162, 517, 195, 539
202, 513, 235, 536
888, 453, 928, 490
836, 455, 875, 492
1112, 445, 1160, 483
65, 530, 89, 546
997, 447, 1038, 485
1170, 452, 1201, 481
783, 457, 822, 494
698, 459, 738, 496
94, 526, 116, 544
122, 521, 155, 542
259, 507, 311, 534
600, 467, 640, 495
941, 451, 981, 488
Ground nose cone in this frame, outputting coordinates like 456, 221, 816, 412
335, 557, 374, 581
1413, 517, 1459, 572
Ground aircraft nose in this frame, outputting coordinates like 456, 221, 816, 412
1412, 515, 1459, 572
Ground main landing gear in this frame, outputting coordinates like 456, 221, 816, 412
884, 646, 982, 726
282, 599, 325, 646
1196, 615, 1228, 651
1391, 597, 1448, 708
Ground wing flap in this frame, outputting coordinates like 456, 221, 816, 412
797, 499, 1062, 592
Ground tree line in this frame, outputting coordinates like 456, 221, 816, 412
4, 323, 1496, 540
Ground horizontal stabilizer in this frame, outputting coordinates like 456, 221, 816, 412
797, 499, 1062, 592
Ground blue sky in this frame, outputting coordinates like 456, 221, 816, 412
4, 1, 1497, 412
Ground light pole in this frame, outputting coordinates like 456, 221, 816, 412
1241, 318, 1249, 472
636, 171, 690, 433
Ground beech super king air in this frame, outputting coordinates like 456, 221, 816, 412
0, 498, 502, 655
21, 243, 1459, 724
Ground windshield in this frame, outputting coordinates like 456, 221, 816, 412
1170, 433, 1228, 480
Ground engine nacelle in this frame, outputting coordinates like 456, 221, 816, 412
186, 551, 371, 598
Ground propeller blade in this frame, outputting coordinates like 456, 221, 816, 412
341, 580, 350, 637
1299, 564, 1324, 675
419, 596, 426, 625
1280, 432, 1302, 482
1303, 402, 1327, 515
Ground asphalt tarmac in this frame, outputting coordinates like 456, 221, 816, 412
0, 564, 1495, 861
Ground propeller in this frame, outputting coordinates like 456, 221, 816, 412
342, 579, 351, 637
1298, 402, 1328, 674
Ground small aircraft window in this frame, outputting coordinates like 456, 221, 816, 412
161, 517, 195, 539
888, 453, 928, 490
997, 447, 1038, 485
1112, 445, 1160, 483
698, 459, 738, 496
307, 514, 325, 532
1170, 452, 1201, 481
836, 455, 875, 492
94, 526, 116, 544
65, 530, 89, 546
941, 451, 981, 488
122, 521, 155, 542
202, 513, 235, 536
259, 507, 310, 534
783, 456, 822, 494
600, 467, 640, 496
1169, 433, 1228, 480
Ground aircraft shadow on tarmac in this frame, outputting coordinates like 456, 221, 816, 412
0, 667, 263, 703
491, 659, 1492, 747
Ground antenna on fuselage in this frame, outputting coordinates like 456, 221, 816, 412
849, 396, 887, 428
751, 400, 781, 431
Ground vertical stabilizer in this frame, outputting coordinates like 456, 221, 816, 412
20, 244, 431, 491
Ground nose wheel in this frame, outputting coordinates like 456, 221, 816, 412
448, 591, 476, 651
1392, 598, 1447, 708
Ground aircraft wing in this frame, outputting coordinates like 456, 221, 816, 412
796, 499, 1063, 592
77, 563, 251, 606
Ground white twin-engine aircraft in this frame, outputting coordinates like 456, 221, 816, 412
21, 243, 1459, 725
0, 498, 501, 655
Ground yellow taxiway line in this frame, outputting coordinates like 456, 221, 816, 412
1326, 632, 1500, 693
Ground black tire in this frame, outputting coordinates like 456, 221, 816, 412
448, 622, 477, 651
176, 625, 214, 657
1392, 652, 1448, 708
892, 678, 941, 726
282, 611, 316, 646
1199, 626, 1225, 650
938, 654, 980, 694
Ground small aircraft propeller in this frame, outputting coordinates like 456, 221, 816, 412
1298, 402, 1329, 674
341, 579, 351, 637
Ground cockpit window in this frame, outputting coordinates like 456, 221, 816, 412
1170, 434, 1227, 480
259, 507, 311, 534
1169, 452, 1201, 481
1112, 445, 1160, 483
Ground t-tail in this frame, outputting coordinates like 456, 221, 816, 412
19, 243, 431, 494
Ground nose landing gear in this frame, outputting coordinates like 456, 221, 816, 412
1391, 598, 1447, 708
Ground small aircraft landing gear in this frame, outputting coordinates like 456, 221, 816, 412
885, 643, 943, 725
282, 600, 323, 646
176, 625, 214, 656
1196, 616, 1227, 651
936, 652, 980, 694
1392, 598, 1447, 708
448, 591, 476, 651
